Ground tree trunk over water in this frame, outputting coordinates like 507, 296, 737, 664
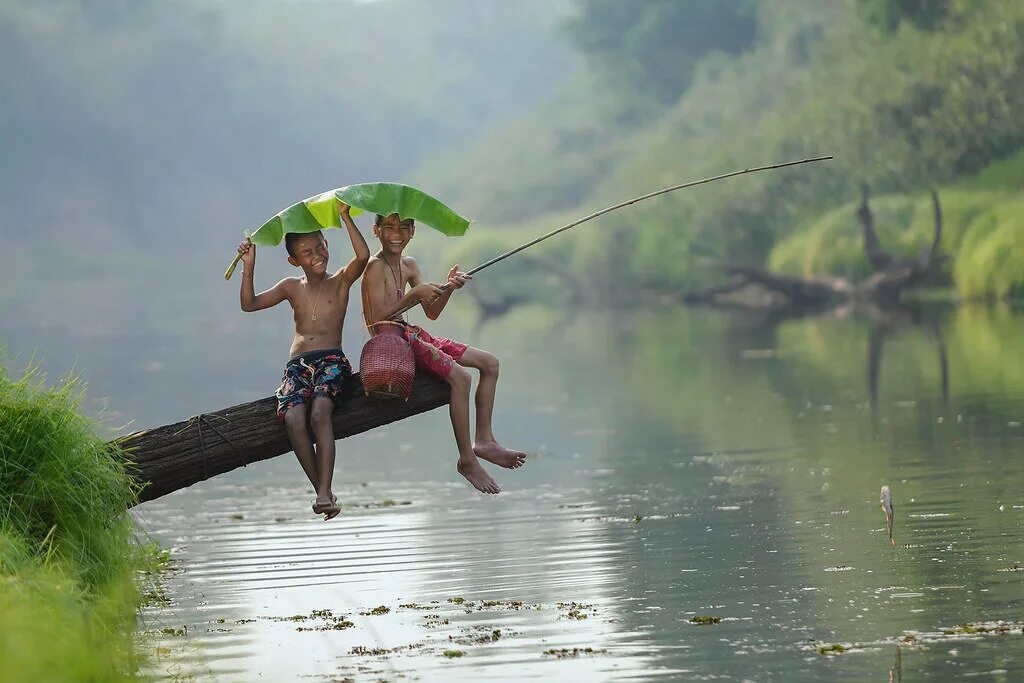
119, 372, 451, 503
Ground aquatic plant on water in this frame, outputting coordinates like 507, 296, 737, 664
0, 360, 155, 681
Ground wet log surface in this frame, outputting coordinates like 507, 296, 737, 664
119, 372, 450, 503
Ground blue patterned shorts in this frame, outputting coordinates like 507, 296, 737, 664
276, 349, 352, 420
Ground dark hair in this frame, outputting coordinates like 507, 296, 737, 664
284, 230, 325, 257
375, 213, 415, 227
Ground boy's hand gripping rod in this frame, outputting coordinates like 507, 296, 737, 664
386, 155, 832, 320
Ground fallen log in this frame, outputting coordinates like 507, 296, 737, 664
683, 188, 946, 312
119, 372, 451, 503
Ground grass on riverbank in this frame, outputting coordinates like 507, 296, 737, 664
769, 188, 1024, 301
1, 360, 154, 682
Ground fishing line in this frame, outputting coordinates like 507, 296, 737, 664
390, 155, 833, 319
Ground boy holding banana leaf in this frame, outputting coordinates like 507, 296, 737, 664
361, 213, 526, 495
236, 200, 369, 520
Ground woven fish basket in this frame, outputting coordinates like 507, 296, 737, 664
360, 321, 416, 400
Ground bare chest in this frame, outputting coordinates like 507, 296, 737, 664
291, 282, 348, 328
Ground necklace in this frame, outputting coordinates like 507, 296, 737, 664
380, 253, 403, 299
303, 275, 327, 321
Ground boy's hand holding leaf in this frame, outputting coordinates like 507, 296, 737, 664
238, 237, 255, 269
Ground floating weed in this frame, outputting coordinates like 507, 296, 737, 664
398, 602, 437, 610
267, 614, 309, 622
543, 647, 606, 659
689, 615, 721, 625
474, 599, 529, 611
159, 627, 188, 637
565, 610, 588, 620
442, 650, 465, 659
297, 619, 354, 632
447, 597, 465, 604
351, 646, 389, 656
816, 643, 848, 655
449, 627, 502, 646
234, 618, 256, 625
360, 605, 390, 616
142, 586, 171, 607
423, 614, 451, 628
355, 500, 413, 509
998, 563, 1022, 572
941, 622, 1018, 635
229, 514, 244, 521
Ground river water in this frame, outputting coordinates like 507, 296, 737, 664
6, 302, 1024, 680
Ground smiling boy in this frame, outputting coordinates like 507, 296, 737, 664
236, 200, 369, 519
361, 213, 526, 495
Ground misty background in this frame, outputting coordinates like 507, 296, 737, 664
2, 0, 1023, 423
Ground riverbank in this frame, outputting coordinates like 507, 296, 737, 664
0, 362, 163, 681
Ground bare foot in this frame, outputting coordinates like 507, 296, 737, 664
312, 493, 339, 516
457, 459, 501, 494
473, 439, 527, 470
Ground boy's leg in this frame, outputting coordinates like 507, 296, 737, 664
446, 364, 501, 494
283, 403, 320, 489
457, 347, 526, 470
308, 396, 339, 515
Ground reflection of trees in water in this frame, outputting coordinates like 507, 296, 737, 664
520, 303, 1024, 676
866, 307, 949, 428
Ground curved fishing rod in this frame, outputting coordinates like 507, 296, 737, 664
389, 155, 833, 320
385, 156, 831, 321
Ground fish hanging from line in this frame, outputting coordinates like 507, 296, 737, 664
880, 485, 895, 546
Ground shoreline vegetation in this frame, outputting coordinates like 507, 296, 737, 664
0, 360, 161, 682
423, 0, 1024, 309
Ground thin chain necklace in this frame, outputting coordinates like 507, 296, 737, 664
380, 252, 403, 299
302, 275, 327, 321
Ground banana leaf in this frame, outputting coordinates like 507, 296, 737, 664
226, 182, 470, 279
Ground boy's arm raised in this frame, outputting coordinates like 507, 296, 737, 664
334, 201, 370, 286
237, 239, 289, 312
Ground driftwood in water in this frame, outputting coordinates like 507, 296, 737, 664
685, 187, 945, 310
119, 372, 451, 503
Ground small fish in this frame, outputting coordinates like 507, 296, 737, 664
880, 485, 895, 546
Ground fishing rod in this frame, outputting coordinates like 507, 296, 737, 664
389, 154, 832, 319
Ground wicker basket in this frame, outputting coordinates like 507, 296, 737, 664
360, 321, 416, 400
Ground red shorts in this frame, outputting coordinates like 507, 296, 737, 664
401, 325, 468, 380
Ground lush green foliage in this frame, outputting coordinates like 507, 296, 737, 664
561, 0, 759, 105
770, 150, 1024, 299
425, 0, 1024, 299
860, 0, 951, 31
0, 362, 151, 681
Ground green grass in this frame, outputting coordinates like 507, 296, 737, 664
769, 188, 1024, 300
0, 359, 155, 681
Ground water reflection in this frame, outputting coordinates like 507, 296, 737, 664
5, 301, 1024, 680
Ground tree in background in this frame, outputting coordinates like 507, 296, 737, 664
562, 0, 760, 105
861, 0, 951, 31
